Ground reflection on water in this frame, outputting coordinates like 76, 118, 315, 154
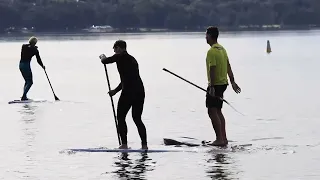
206, 153, 234, 180
111, 153, 155, 180
18, 104, 38, 179
18, 104, 38, 143
19, 104, 37, 122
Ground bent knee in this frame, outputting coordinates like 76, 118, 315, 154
132, 115, 142, 122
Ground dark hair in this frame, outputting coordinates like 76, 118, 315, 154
206, 26, 219, 40
113, 40, 127, 49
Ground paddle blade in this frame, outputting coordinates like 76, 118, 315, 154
54, 95, 60, 101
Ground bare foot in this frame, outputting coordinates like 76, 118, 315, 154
118, 144, 128, 149
141, 145, 148, 150
208, 140, 227, 147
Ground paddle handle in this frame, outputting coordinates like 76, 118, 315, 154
104, 64, 121, 145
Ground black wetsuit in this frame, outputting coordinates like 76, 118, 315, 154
103, 51, 147, 145
19, 44, 44, 100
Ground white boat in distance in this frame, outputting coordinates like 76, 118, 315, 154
83, 25, 114, 33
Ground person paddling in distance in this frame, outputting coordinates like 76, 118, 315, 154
100, 40, 148, 150
205, 26, 241, 146
19, 36, 45, 100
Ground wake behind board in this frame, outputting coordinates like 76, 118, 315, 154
64, 147, 182, 153
8, 99, 47, 104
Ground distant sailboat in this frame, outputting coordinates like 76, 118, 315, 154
266, 40, 272, 53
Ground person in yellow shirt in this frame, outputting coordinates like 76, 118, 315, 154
205, 26, 241, 146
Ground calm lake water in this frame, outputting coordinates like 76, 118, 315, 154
1, 30, 320, 179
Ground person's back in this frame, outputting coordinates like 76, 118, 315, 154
20, 44, 40, 63
206, 43, 228, 86
115, 52, 144, 93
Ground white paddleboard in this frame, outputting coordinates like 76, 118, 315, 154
8, 99, 47, 104
66, 148, 181, 153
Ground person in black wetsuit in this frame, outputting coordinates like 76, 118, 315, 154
100, 40, 148, 150
19, 36, 45, 100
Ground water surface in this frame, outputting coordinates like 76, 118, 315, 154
1, 30, 320, 179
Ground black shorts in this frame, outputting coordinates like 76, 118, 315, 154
206, 84, 228, 109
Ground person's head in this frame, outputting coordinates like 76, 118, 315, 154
28, 36, 38, 46
206, 26, 219, 45
113, 40, 127, 54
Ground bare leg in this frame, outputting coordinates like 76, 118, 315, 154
217, 109, 228, 144
208, 107, 225, 146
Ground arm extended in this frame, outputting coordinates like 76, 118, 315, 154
101, 54, 119, 64
35, 49, 44, 68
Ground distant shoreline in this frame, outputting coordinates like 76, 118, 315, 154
1, 25, 320, 36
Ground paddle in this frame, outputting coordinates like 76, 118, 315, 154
163, 68, 244, 116
103, 64, 121, 145
44, 69, 59, 101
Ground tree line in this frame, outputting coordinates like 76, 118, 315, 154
1, 0, 320, 33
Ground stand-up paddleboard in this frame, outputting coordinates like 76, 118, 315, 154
8, 99, 47, 104
64, 147, 182, 153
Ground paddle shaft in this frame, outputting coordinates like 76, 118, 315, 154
104, 64, 121, 145
163, 68, 245, 116
163, 68, 207, 92
44, 69, 59, 101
